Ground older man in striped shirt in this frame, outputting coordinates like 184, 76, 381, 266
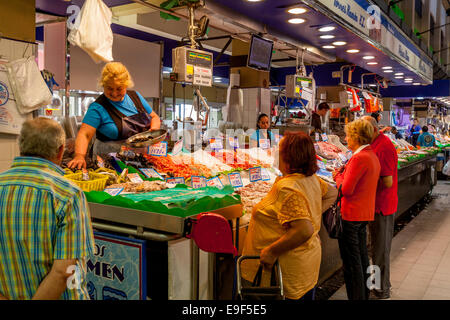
0, 118, 94, 300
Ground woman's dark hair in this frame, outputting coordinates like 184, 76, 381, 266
279, 131, 318, 176
256, 113, 269, 129
371, 112, 380, 123
318, 102, 330, 111
422, 126, 428, 132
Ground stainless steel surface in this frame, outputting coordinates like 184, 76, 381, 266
88, 202, 192, 235
92, 221, 182, 242
125, 129, 168, 148
396, 155, 437, 218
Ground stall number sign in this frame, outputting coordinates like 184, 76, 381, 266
259, 139, 270, 149
166, 177, 185, 185
192, 176, 207, 189
228, 172, 243, 188
249, 167, 262, 182
171, 139, 183, 155
127, 173, 144, 184
140, 168, 163, 180
148, 142, 167, 157
103, 187, 124, 196
321, 133, 328, 142
261, 168, 271, 181
206, 176, 224, 189
210, 138, 223, 150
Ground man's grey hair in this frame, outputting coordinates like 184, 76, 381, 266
362, 115, 379, 131
19, 117, 66, 160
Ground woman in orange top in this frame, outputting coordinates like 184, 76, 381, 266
241, 131, 337, 300
333, 119, 381, 300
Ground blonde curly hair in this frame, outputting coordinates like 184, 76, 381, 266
99, 62, 134, 88
345, 119, 374, 145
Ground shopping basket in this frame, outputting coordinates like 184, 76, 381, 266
64, 172, 109, 192
235, 255, 284, 300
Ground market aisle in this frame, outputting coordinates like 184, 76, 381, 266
329, 180, 450, 300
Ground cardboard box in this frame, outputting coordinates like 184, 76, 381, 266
230, 67, 269, 88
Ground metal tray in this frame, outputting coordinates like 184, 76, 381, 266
125, 129, 168, 148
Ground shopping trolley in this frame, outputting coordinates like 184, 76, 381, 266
235, 255, 284, 300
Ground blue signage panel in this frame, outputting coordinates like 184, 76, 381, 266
85, 231, 147, 300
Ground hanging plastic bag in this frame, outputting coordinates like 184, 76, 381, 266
5, 57, 52, 115
68, 0, 113, 63
443, 160, 450, 176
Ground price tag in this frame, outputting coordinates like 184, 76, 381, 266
259, 139, 270, 149
97, 156, 105, 168
249, 167, 262, 182
301, 87, 313, 102
140, 168, 163, 180
191, 176, 207, 189
166, 177, 185, 185
317, 168, 333, 178
315, 133, 320, 142
103, 187, 124, 196
228, 137, 239, 149
206, 176, 224, 189
317, 160, 326, 170
261, 168, 271, 181
148, 141, 168, 157
209, 138, 223, 150
127, 173, 144, 184
321, 133, 329, 142
171, 139, 183, 155
228, 172, 243, 188
338, 153, 348, 162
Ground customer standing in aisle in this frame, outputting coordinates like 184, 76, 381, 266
68, 62, 161, 169
242, 131, 337, 300
363, 116, 398, 300
333, 119, 381, 300
0, 118, 95, 300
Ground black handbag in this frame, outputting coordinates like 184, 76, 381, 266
322, 186, 343, 239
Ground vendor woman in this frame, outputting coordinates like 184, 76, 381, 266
250, 113, 276, 148
68, 62, 161, 169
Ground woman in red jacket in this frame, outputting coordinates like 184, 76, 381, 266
333, 119, 381, 300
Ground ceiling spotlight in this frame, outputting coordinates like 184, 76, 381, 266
394, 72, 404, 75
320, 35, 335, 39
395, 76, 403, 79
404, 78, 413, 81
319, 26, 336, 32
363, 55, 375, 60
383, 70, 393, 73
413, 83, 421, 85
346, 49, 360, 53
288, 7, 307, 14
367, 62, 378, 65
288, 18, 306, 24
332, 41, 347, 46
322, 45, 335, 49
382, 66, 392, 69
246, 0, 263, 2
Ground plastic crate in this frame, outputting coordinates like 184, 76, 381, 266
64, 172, 109, 192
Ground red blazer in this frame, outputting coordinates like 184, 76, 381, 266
335, 146, 381, 221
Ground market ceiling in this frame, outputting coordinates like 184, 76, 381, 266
36, 0, 435, 87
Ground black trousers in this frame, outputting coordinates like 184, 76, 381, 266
338, 220, 370, 300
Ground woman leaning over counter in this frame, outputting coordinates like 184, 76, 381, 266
241, 131, 337, 300
68, 62, 161, 169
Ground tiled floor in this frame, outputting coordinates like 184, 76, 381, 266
330, 180, 450, 300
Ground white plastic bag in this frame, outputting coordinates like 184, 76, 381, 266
443, 160, 450, 176
6, 57, 52, 115
68, 0, 113, 63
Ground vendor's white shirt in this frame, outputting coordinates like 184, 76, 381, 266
353, 144, 370, 156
